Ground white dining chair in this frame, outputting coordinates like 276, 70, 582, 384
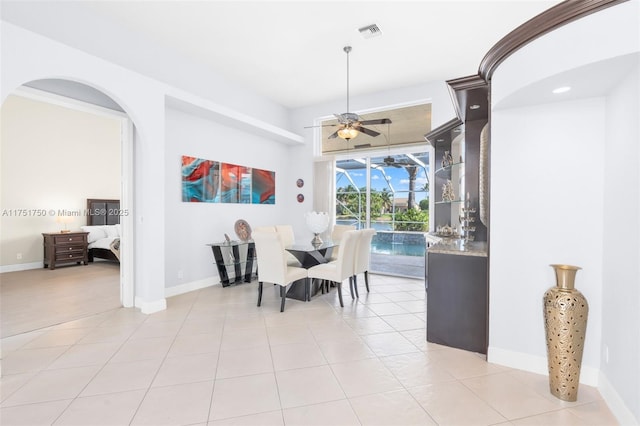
275, 225, 301, 266
353, 228, 377, 295
329, 224, 356, 261
253, 225, 277, 233
307, 230, 359, 307
275, 225, 295, 246
252, 231, 309, 312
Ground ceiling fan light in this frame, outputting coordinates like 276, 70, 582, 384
338, 127, 359, 140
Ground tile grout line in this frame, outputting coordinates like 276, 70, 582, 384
312, 290, 365, 426
46, 308, 150, 425
200, 286, 228, 426
1, 309, 143, 410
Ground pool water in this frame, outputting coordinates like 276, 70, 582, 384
370, 241, 425, 257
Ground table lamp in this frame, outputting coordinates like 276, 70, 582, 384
56, 215, 74, 233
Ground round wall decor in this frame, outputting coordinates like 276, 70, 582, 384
234, 219, 252, 241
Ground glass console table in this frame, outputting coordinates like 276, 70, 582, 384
207, 240, 256, 287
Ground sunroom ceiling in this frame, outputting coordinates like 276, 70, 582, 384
338, 153, 430, 171
321, 103, 432, 155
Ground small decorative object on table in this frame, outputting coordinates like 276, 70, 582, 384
459, 192, 476, 242
234, 219, 252, 241
442, 180, 455, 202
305, 211, 329, 247
436, 225, 455, 237
441, 150, 454, 168
543, 264, 589, 402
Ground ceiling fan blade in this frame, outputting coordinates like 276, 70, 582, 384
356, 126, 381, 137
327, 130, 339, 139
359, 118, 392, 126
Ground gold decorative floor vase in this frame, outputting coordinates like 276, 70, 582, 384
543, 264, 589, 402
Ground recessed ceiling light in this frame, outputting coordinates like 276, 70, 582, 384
552, 86, 571, 94
469, 104, 480, 110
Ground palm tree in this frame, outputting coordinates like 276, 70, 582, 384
379, 188, 393, 214
405, 166, 418, 210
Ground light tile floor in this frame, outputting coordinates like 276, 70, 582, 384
0, 274, 619, 425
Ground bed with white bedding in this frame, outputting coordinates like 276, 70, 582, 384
83, 198, 121, 263
81, 224, 121, 262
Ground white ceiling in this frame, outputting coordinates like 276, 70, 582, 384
1, 1, 562, 110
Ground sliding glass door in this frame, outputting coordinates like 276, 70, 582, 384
335, 151, 430, 278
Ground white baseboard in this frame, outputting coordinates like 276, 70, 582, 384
135, 297, 167, 314
164, 276, 217, 298
134, 277, 218, 314
0, 261, 43, 273
598, 372, 640, 425
487, 346, 599, 386
489, 347, 638, 424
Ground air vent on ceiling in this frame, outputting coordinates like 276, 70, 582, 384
354, 143, 371, 149
358, 24, 383, 39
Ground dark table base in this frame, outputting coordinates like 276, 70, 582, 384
286, 278, 325, 301
284, 244, 336, 302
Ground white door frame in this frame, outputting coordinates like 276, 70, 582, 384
120, 117, 134, 307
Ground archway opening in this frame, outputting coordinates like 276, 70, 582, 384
0, 78, 135, 337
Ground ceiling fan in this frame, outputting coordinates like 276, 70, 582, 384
382, 155, 411, 168
381, 121, 412, 168
311, 46, 391, 141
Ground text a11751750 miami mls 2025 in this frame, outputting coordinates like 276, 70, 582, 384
0, 207, 129, 217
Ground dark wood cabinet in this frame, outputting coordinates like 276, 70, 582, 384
43, 232, 89, 270
424, 74, 490, 354
427, 251, 488, 353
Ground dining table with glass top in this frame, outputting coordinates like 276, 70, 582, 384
285, 240, 337, 301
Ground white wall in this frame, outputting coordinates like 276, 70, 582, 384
601, 59, 640, 422
163, 81, 456, 291
0, 94, 120, 269
489, 2, 640, 424
163, 108, 295, 290
1, 21, 272, 312
490, 97, 605, 377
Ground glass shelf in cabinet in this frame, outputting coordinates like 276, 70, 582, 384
435, 199, 465, 205
435, 162, 464, 175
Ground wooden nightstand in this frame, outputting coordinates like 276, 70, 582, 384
42, 232, 89, 270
